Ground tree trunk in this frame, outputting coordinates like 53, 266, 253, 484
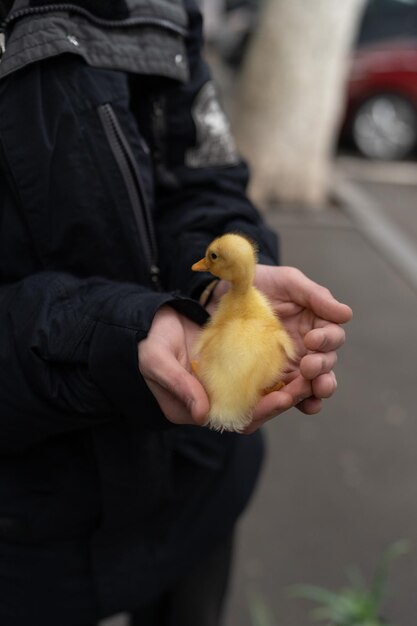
233, 0, 366, 208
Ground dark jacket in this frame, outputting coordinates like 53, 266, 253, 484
0, 0, 278, 615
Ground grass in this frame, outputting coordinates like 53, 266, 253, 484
248, 540, 411, 626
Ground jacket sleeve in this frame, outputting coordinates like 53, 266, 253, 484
151, 0, 279, 299
0, 271, 208, 452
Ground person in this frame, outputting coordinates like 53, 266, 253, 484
0, 0, 352, 624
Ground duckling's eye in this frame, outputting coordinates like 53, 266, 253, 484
210, 252, 218, 261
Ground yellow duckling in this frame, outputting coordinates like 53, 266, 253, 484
191, 233, 295, 432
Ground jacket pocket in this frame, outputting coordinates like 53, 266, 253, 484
1, 56, 166, 284
98, 103, 161, 290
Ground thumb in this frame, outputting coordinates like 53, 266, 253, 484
310, 290, 353, 325
286, 269, 352, 324
142, 347, 210, 425
168, 363, 210, 425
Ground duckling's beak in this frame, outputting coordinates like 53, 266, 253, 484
191, 258, 209, 272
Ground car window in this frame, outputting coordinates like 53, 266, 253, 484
391, 0, 417, 5
367, 0, 417, 6
358, 0, 417, 45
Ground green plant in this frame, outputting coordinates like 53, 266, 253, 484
289, 539, 411, 626
248, 591, 276, 626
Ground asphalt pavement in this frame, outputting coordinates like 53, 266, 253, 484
100, 156, 417, 626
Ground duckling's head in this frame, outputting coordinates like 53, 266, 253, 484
192, 233, 257, 286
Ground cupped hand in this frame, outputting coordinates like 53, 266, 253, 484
138, 306, 210, 426
139, 266, 352, 432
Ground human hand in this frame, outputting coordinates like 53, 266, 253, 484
138, 306, 210, 426
207, 265, 352, 433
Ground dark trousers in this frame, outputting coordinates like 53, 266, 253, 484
0, 533, 233, 626
130, 533, 234, 626
0, 535, 98, 626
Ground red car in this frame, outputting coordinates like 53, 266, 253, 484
343, 39, 417, 159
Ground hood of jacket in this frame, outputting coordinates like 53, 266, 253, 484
27, 0, 130, 20
0, 0, 189, 80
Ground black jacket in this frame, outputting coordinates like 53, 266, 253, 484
0, 0, 278, 615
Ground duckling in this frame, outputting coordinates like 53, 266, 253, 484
191, 233, 295, 432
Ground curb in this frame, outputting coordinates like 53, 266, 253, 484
331, 177, 417, 296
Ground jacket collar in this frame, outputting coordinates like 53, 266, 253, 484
5, 0, 130, 20
0, 0, 189, 82
27, 0, 129, 20
0, 0, 14, 20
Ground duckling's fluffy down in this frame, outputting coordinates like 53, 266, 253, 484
194, 289, 294, 432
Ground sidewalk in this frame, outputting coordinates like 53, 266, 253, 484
224, 173, 417, 625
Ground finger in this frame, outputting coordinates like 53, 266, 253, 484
312, 371, 338, 399
300, 351, 338, 380
304, 324, 346, 352
145, 378, 201, 425
296, 397, 323, 415
141, 347, 209, 425
283, 268, 353, 324
250, 376, 312, 426
251, 389, 294, 423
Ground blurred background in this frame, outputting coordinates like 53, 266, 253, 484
102, 1, 417, 625
202, 0, 417, 164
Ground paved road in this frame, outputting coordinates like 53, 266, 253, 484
335, 156, 417, 247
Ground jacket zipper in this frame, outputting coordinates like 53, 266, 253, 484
98, 103, 161, 290
0, 4, 186, 57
